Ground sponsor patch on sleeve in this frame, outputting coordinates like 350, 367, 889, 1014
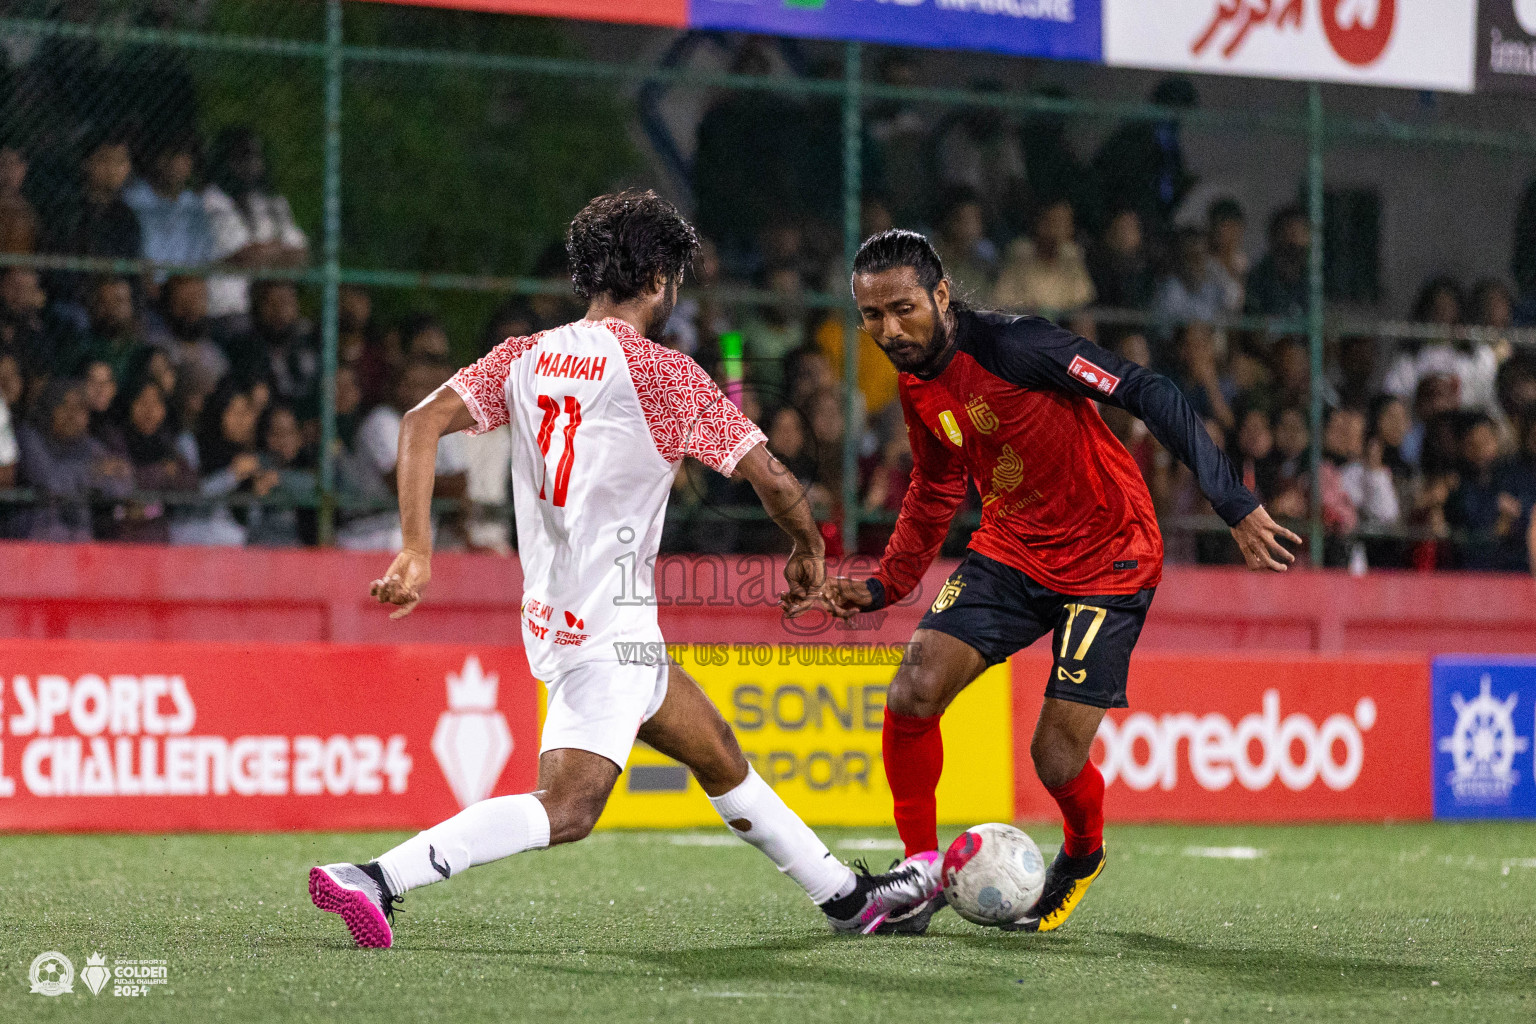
1067, 354, 1120, 396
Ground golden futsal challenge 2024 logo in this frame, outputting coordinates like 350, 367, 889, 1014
28, 950, 170, 998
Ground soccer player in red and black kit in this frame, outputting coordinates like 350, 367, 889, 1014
805, 230, 1301, 934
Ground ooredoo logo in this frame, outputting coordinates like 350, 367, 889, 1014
1095, 690, 1376, 793
1322, 0, 1395, 66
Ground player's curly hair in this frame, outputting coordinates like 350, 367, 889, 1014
565, 190, 700, 303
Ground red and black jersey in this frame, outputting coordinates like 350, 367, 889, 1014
866, 310, 1258, 602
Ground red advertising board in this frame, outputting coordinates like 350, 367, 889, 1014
360, 0, 687, 27
0, 637, 1435, 831
1012, 652, 1433, 822
0, 640, 540, 832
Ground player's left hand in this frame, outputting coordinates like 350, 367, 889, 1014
1230, 505, 1302, 572
371, 547, 432, 619
778, 544, 827, 616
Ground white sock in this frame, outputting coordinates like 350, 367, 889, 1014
708, 767, 856, 905
375, 793, 551, 895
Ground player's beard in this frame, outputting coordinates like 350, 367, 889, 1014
645, 280, 678, 342
883, 292, 954, 375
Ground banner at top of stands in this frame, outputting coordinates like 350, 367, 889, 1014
687, 0, 1103, 62
1104, 0, 1477, 94
368, 2, 1486, 95
363, 0, 689, 28
365, 0, 1104, 62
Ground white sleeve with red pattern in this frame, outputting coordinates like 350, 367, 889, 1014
610, 320, 766, 475
682, 378, 767, 476
446, 333, 541, 435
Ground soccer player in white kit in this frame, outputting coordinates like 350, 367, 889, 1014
309, 191, 938, 947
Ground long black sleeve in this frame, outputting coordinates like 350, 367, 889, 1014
975, 313, 1260, 527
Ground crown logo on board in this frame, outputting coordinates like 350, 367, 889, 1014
446, 655, 499, 711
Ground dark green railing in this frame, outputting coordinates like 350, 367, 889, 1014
3, 7, 1534, 563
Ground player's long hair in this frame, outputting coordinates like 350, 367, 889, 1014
851, 229, 971, 312
566, 190, 700, 303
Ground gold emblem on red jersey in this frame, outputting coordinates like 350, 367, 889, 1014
993, 443, 1023, 492
937, 409, 964, 446
931, 574, 965, 613
965, 395, 999, 434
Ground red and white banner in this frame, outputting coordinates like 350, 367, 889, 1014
361, 0, 687, 27
0, 637, 1436, 831
0, 640, 540, 832
1104, 0, 1477, 93
1012, 652, 1433, 821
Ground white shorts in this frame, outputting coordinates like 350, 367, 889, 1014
539, 659, 670, 770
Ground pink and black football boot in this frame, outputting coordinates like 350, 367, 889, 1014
822, 850, 944, 935
309, 862, 402, 949
873, 850, 948, 935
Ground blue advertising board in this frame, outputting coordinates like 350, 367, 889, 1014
1432, 657, 1536, 819
688, 0, 1103, 63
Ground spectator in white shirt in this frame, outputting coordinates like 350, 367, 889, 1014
337, 357, 468, 550
1383, 276, 1503, 418
0, 384, 16, 488
1320, 406, 1400, 535
1151, 227, 1233, 339
1207, 197, 1248, 314
463, 423, 512, 555
123, 133, 214, 279
201, 127, 308, 327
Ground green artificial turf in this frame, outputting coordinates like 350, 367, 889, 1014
1, 823, 1533, 1023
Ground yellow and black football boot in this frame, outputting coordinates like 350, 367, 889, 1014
1006, 844, 1105, 933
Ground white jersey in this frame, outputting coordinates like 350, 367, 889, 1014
448, 317, 765, 679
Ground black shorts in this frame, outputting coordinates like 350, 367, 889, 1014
915, 550, 1154, 709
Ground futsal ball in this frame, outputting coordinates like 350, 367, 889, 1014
941, 823, 1046, 926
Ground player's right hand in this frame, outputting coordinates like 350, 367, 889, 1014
371, 548, 431, 619
779, 545, 828, 617
812, 576, 875, 620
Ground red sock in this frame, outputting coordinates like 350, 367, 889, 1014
883, 707, 943, 856
1047, 760, 1105, 858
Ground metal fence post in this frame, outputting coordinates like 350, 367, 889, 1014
841, 40, 862, 558
1306, 82, 1325, 568
318, 0, 344, 545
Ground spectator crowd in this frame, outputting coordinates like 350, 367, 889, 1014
0, 36, 1533, 574
671, 48, 1536, 573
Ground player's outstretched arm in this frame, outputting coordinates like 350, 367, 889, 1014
991, 318, 1304, 572
731, 441, 827, 613
370, 385, 477, 619
816, 391, 968, 620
